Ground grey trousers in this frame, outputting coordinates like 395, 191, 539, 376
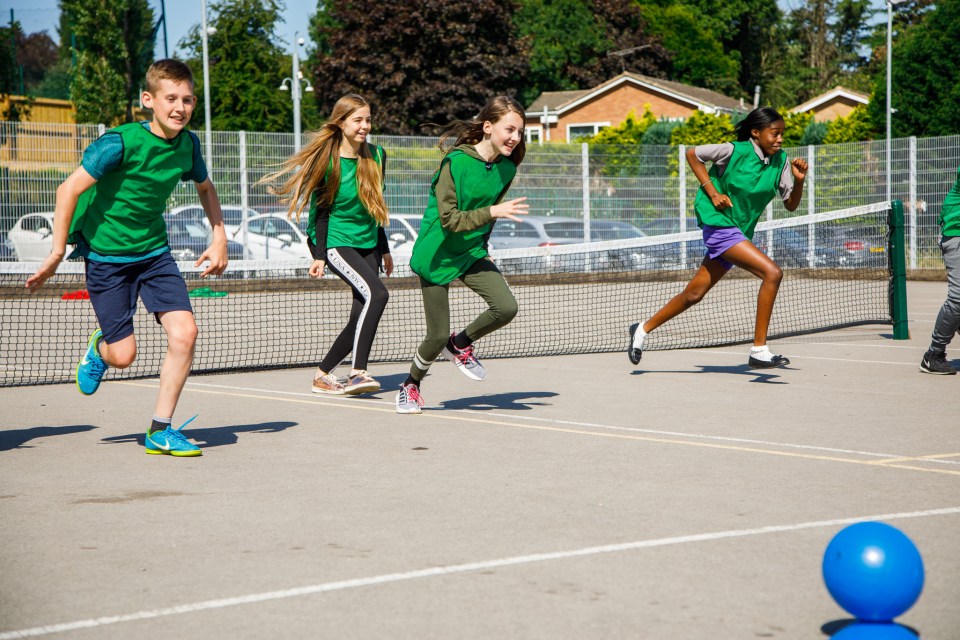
930, 235, 960, 353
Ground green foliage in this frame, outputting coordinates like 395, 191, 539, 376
641, 119, 680, 145
868, 1, 960, 137
823, 105, 876, 143
514, 0, 667, 106
589, 107, 657, 145
799, 120, 829, 146
61, 0, 155, 125
179, 0, 294, 132
311, 0, 529, 135
587, 107, 658, 177
669, 110, 734, 147
782, 111, 814, 147
637, 2, 740, 95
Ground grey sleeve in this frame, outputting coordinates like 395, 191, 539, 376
778, 159, 796, 202
694, 143, 735, 167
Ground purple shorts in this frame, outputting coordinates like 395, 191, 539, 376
702, 225, 748, 271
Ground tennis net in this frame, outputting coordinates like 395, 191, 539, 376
0, 202, 896, 387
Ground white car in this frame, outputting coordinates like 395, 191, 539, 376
166, 204, 259, 234
8, 212, 68, 261
230, 213, 312, 260
385, 214, 422, 267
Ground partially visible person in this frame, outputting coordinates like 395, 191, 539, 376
920, 166, 960, 374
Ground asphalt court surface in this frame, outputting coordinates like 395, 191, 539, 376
2, 280, 959, 639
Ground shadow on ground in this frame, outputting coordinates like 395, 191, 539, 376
631, 363, 790, 384
100, 421, 298, 449
0, 425, 98, 451
821, 618, 920, 637
439, 391, 558, 411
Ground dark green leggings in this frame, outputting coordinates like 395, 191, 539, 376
409, 258, 518, 382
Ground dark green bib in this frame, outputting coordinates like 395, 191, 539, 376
70, 122, 195, 255
411, 149, 517, 285
694, 140, 787, 239
940, 167, 960, 237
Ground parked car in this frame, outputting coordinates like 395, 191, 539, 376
167, 204, 260, 233
385, 214, 422, 266
0, 231, 17, 260
8, 212, 61, 261
489, 215, 585, 249
229, 213, 312, 260
814, 224, 887, 268
638, 217, 699, 237
589, 220, 647, 241
165, 216, 246, 262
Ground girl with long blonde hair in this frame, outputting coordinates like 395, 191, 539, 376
263, 94, 392, 395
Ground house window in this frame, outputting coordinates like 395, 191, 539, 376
567, 123, 609, 141
526, 127, 542, 144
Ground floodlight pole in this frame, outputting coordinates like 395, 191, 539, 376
886, 0, 908, 203
201, 0, 213, 171
279, 32, 313, 153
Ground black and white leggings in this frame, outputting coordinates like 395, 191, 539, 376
319, 247, 389, 373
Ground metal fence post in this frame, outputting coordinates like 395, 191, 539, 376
909, 136, 917, 269
581, 142, 591, 242
807, 145, 816, 267
678, 144, 687, 268
239, 130, 250, 259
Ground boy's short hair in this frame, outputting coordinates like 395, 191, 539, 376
145, 59, 195, 94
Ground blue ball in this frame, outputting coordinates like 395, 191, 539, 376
822, 522, 924, 622
831, 622, 918, 639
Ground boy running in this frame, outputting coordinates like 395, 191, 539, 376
26, 59, 227, 457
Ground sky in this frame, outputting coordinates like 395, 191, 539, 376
5, 0, 892, 57
4, 0, 318, 57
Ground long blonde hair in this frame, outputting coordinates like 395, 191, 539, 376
261, 94, 388, 225
435, 96, 526, 166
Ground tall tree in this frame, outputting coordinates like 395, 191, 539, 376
311, 0, 529, 134
17, 31, 59, 94
637, 2, 740, 95
60, 0, 155, 124
515, 0, 667, 106
179, 0, 295, 132
869, 1, 960, 137
0, 20, 25, 120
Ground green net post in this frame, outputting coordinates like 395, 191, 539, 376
889, 200, 910, 340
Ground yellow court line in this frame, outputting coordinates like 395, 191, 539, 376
866, 452, 960, 465
116, 381, 960, 478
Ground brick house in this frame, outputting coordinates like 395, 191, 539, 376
524, 72, 744, 144
791, 86, 869, 122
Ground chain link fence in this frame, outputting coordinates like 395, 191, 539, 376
2, 121, 957, 270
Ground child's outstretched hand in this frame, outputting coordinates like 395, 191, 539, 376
196, 241, 228, 278
25, 254, 63, 292
491, 197, 529, 222
791, 158, 808, 180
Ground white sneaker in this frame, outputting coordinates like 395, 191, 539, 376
396, 383, 424, 414
442, 334, 486, 381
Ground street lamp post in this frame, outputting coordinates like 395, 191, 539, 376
279, 32, 313, 152
886, 0, 909, 203
200, 0, 214, 170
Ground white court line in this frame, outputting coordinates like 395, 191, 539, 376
179, 381, 960, 466
3, 506, 958, 640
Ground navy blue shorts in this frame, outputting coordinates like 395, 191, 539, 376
85, 251, 193, 344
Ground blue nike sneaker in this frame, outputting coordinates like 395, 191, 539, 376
145, 415, 202, 457
76, 329, 108, 395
